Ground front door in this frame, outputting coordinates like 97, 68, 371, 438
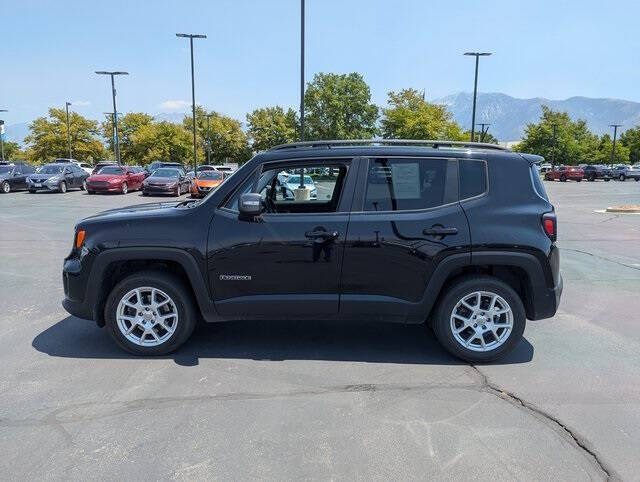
339, 157, 471, 323
208, 159, 357, 319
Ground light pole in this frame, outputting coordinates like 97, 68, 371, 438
206, 113, 214, 166
176, 33, 207, 173
65, 102, 72, 159
96, 71, 129, 165
478, 123, 491, 142
0, 109, 7, 162
464, 52, 492, 142
609, 124, 622, 167
551, 123, 557, 169
300, 0, 305, 143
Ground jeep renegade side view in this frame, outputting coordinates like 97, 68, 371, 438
62, 140, 562, 362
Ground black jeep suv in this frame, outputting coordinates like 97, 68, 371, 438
62, 140, 562, 362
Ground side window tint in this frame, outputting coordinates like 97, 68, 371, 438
364, 158, 449, 211
459, 159, 487, 199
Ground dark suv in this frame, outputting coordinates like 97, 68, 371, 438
62, 140, 562, 362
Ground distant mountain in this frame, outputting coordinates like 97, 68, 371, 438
433, 93, 640, 141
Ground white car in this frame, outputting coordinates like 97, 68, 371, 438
279, 174, 317, 200
75, 162, 94, 175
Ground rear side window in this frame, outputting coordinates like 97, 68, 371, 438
364, 158, 450, 211
530, 164, 549, 200
459, 159, 487, 199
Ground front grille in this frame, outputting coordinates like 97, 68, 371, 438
89, 181, 109, 187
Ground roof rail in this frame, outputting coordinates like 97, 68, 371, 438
268, 139, 509, 152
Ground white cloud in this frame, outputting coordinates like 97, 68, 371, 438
158, 100, 190, 111
71, 100, 91, 106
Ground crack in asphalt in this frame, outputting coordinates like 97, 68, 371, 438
469, 365, 617, 481
563, 247, 640, 272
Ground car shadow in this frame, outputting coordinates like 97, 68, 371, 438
32, 316, 534, 367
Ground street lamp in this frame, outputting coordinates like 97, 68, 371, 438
478, 123, 491, 142
95, 71, 129, 165
176, 33, 207, 173
464, 52, 492, 142
0, 109, 7, 162
300, 0, 305, 143
551, 123, 558, 169
609, 124, 622, 167
65, 102, 72, 160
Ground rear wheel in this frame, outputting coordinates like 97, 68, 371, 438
1, 181, 10, 193
28, 189, 36, 194
87, 190, 95, 194
576, 178, 582, 182
121, 182, 128, 195
104, 271, 197, 356
432, 276, 526, 363
81, 180, 87, 191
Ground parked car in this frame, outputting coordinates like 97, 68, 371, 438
544, 165, 584, 182
538, 163, 552, 173
141, 167, 190, 196
610, 164, 640, 181
86, 165, 146, 194
27, 163, 89, 193
279, 173, 318, 200
75, 162, 94, 175
62, 139, 562, 362
212, 164, 237, 175
190, 170, 225, 198
582, 164, 611, 182
0, 162, 37, 193
92, 161, 117, 175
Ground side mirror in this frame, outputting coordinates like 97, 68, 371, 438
238, 193, 263, 218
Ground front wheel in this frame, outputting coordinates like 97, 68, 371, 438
619, 174, 626, 181
121, 182, 128, 195
175, 185, 181, 197
560, 176, 567, 182
576, 178, 582, 182
1, 181, 10, 193
59, 181, 67, 193
104, 271, 197, 355
431, 276, 526, 363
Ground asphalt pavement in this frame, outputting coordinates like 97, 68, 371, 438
0, 180, 638, 480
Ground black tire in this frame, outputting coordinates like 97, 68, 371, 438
635, 178, 639, 182
142, 191, 148, 196
560, 176, 567, 182
121, 182, 128, 195
87, 190, 95, 195
59, 181, 67, 193
28, 189, 36, 194
431, 276, 526, 363
2, 181, 10, 193
605, 178, 610, 182
619, 174, 626, 181
104, 270, 197, 356
175, 185, 181, 197
576, 178, 582, 182
81, 180, 87, 191
588, 175, 595, 182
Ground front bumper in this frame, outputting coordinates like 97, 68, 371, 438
62, 253, 95, 321
87, 183, 122, 192
144, 185, 178, 195
28, 182, 60, 191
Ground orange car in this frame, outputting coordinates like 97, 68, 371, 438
190, 170, 225, 198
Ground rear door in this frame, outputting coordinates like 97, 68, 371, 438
339, 156, 470, 322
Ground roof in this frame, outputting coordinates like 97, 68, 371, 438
269, 139, 509, 152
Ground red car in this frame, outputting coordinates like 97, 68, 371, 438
544, 165, 584, 182
86, 165, 146, 194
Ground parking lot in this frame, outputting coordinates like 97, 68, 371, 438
0, 180, 639, 480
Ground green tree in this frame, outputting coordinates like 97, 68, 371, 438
595, 134, 630, 165
1, 140, 24, 160
514, 106, 600, 165
304, 72, 379, 140
101, 112, 154, 163
24, 108, 107, 164
620, 126, 640, 164
183, 106, 251, 164
130, 121, 193, 164
246, 106, 298, 152
382, 88, 465, 140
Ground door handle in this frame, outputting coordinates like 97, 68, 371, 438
305, 230, 339, 240
423, 226, 458, 236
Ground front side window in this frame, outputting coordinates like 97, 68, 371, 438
364, 158, 449, 211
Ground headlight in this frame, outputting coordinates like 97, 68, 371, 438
108, 178, 119, 183
47, 176, 61, 184
167, 182, 177, 188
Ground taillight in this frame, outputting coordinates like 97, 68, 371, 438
542, 213, 556, 241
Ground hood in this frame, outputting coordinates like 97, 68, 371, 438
89, 173, 125, 182
80, 201, 183, 225
194, 178, 222, 188
28, 172, 60, 181
146, 176, 178, 185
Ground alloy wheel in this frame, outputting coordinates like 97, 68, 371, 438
2, 181, 10, 193
450, 291, 513, 352
60, 181, 67, 193
116, 287, 178, 347
122, 182, 128, 194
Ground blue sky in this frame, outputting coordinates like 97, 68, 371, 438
2, 0, 639, 124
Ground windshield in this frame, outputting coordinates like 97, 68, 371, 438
98, 166, 125, 175
198, 171, 223, 180
286, 175, 314, 185
0, 166, 13, 175
152, 168, 180, 178
39, 165, 63, 174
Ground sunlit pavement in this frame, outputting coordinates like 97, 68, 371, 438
0, 180, 638, 479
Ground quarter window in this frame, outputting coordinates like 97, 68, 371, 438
364, 158, 449, 211
459, 159, 487, 199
